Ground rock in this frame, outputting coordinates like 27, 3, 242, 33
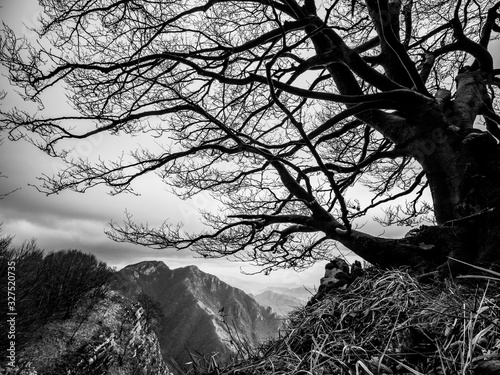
309, 258, 365, 304
473, 359, 500, 375
351, 260, 364, 279
13, 291, 172, 375
320, 258, 351, 290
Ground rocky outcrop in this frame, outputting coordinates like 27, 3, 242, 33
309, 258, 364, 304
3, 290, 171, 375
321, 258, 364, 289
113, 261, 281, 374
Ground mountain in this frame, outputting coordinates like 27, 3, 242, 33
112, 261, 282, 373
252, 286, 313, 316
258, 286, 315, 300
252, 290, 306, 316
5, 290, 172, 375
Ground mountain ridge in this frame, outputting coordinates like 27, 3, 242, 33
112, 260, 282, 374
252, 290, 307, 316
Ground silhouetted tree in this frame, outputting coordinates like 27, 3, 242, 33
0, 233, 46, 353
0, 135, 19, 199
137, 291, 164, 330
1, 1, 500, 274
0, 234, 114, 356
39, 249, 115, 319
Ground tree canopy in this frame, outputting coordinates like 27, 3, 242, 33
1, 0, 500, 274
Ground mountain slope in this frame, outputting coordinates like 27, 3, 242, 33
5, 290, 172, 375
112, 261, 281, 373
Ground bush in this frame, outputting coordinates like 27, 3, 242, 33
38, 249, 115, 320
137, 291, 165, 330
0, 232, 115, 357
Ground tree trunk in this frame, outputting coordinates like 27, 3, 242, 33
301, 11, 500, 273
333, 201, 500, 275
418, 125, 500, 274
415, 70, 500, 273
330, 71, 500, 275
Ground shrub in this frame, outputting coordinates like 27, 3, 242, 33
0, 232, 114, 357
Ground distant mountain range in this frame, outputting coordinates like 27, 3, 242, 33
112, 261, 283, 373
252, 286, 313, 316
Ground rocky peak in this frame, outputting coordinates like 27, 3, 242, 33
124, 260, 170, 276
113, 261, 281, 374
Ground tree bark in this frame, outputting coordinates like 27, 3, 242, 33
338, 111, 500, 273
306, 17, 500, 273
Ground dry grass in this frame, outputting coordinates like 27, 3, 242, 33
202, 267, 500, 375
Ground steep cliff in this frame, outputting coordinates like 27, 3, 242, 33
2, 290, 171, 375
113, 261, 281, 373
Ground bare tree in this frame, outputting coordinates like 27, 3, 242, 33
0, 91, 19, 199
1, 0, 500, 274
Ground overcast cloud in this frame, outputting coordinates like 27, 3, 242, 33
2, 1, 499, 293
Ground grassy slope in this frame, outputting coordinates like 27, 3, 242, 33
209, 268, 500, 375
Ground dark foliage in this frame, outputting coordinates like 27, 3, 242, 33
2, 0, 500, 273
0, 231, 115, 359
137, 291, 165, 330
38, 249, 115, 320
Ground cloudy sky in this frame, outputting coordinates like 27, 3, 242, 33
2, 1, 498, 293
0, 0, 341, 293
